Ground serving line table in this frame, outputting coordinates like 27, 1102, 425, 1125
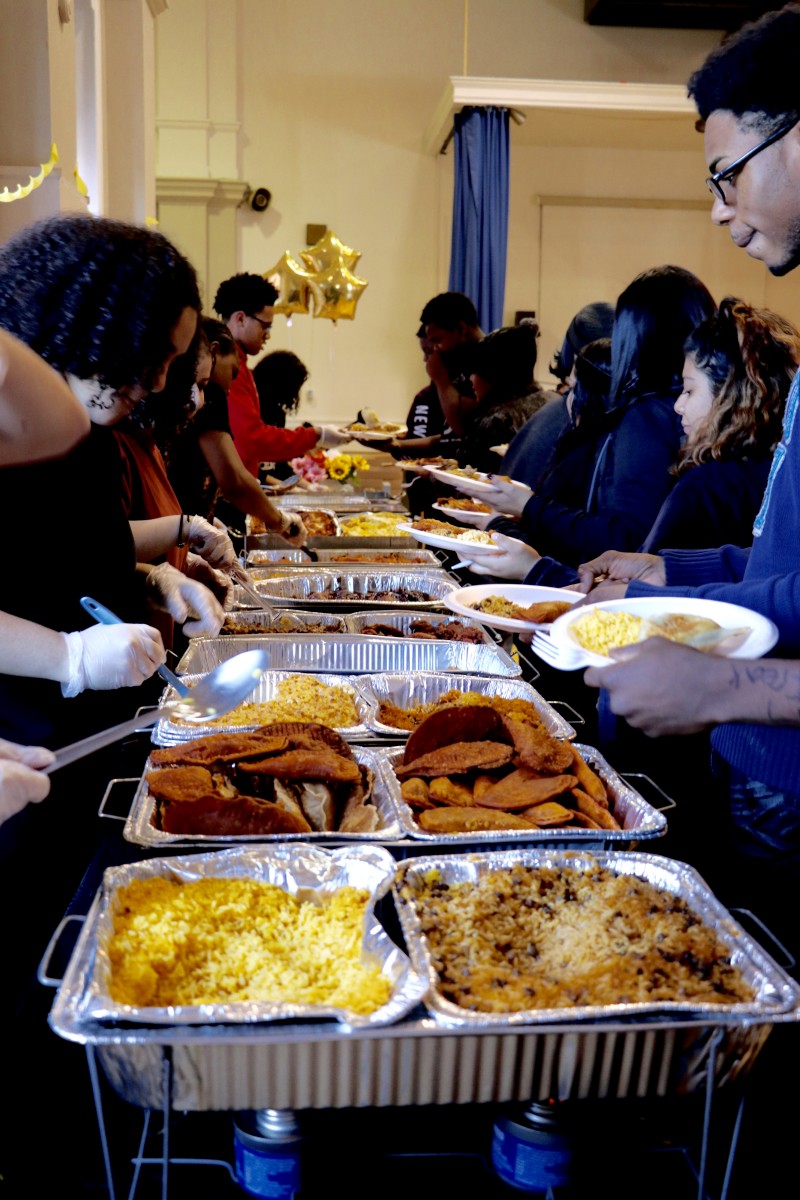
37, 562, 798, 1200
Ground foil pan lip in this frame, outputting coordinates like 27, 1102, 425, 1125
249, 570, 455, 608
378, 743, 666, 843
152, 671, 371, 744
393, 848, 800, 1027
124, 746, 402, 846
309, 549, 441, 567
79, 844, 427, 1028
174, 634, 522, 679
354, 672, 575, 741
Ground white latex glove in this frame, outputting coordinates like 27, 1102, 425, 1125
317, 426, 349, 448
184, 552, 235, 610
463, 532, 541, 579
481, 476, 534, 518
0, 739, 55, 825
275, 511, 308, 548
60, 624, 166, 697
186, 515, 238, 570
146, 562, 225, 636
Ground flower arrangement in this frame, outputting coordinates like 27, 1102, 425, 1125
290, 449, 370, 486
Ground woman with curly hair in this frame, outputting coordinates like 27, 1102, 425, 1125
641, 297, 800, 551
0, 214, 223, 748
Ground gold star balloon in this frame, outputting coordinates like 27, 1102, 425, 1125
301, 230, 361, 275
312, 263, 369, 321
264, 251, 322, 317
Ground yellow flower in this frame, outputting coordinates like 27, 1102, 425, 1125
352, 456, 370, 472
328, 461, 350, 481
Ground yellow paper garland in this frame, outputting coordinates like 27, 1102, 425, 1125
0, 144, 59, 204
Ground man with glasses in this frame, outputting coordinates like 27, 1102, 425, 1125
576, 4, 800, 947
213, 272, 341, 480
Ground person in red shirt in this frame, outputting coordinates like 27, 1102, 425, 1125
213, 273, 344, 478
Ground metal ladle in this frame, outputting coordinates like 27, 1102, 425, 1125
45, 642, 268, 773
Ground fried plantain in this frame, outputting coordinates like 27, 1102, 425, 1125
429, 777, 475, 807
418, 807, 535, 833
475, 769, 575, 810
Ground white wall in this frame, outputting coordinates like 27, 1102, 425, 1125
153, 0, 799, 423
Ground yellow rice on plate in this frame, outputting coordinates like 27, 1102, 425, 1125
108, 876, 391, 1013
569, 610, 644, 656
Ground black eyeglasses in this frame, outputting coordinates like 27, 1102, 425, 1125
705, 120, 796, 202
249, 314, 273, 333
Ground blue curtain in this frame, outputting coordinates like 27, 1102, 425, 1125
448, 106, 510, 332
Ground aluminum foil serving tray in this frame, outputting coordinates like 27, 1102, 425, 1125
394, 849, 800, 1027
248, 570, 455, 609
70, 845, 426, 1028
152, 670, 370, 744
379, 744, 666, 848
125, 747, 401, 847
345, 609, 486, 640
355, 672, 575, 741
50, 860, 800, 1113
176, 634, 521, 678
246, 548, 441, 569
221, 610, 347, 635
270, 495, 406, 513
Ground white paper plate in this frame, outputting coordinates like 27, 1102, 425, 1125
397, 458, 455, 474
431, 502, 493, 530
397, 522, 503, 555
444, 583, 584, 633
426, 467, 498, 494
549, 596, 779, 666
338, 424, 407, 441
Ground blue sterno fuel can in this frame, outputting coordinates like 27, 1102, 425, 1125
491, 1101, 573, 1193
233, 1109, 302, 1199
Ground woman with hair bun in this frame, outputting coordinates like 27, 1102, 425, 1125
454, 320, 549, 475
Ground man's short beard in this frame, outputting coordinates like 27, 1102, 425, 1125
769, 217, 800, 276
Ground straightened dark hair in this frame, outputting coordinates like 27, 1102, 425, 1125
608, 265, 715, 413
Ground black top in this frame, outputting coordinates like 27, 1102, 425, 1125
640, 457, 772, 554
0, 425, 139, 747
166, 382, 231, 520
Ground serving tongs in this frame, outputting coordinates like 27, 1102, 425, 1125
229, 563, 275, 612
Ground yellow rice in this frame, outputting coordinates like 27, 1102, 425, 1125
185, 675, 360, 729
570, 610, 644, 656
108, 877, 391, 1013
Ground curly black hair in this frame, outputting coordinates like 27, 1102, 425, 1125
688, 4, 800, 130
0, 214, 200, 391
213, 273, 278, 319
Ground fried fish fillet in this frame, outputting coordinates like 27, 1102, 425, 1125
237, 748, 361, 784
395, 740, 514, 779
499, 715, 573, 773
150, 731, 289, 768
147, 767, 311, 836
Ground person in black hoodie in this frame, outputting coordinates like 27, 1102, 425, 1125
466, 265, 715, 580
